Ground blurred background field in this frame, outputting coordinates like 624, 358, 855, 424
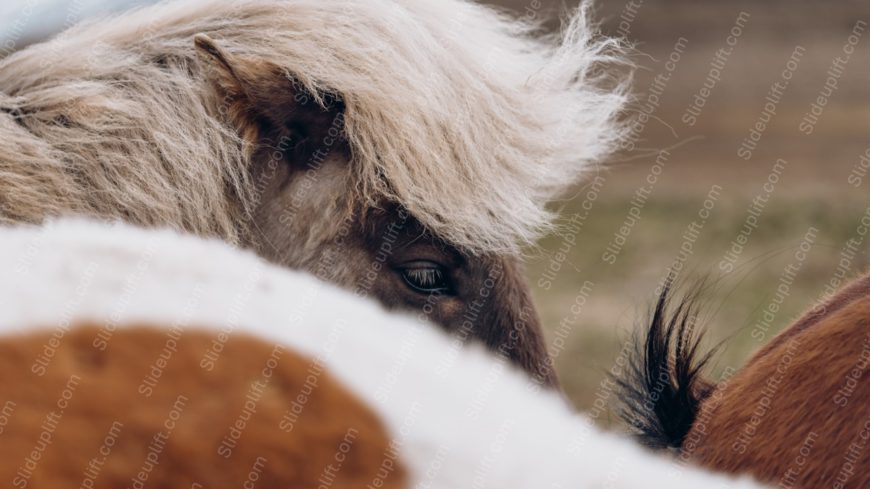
3, 0, 869, 428
486, 0, 870, 424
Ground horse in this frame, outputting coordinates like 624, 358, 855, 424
0, 0, 631, 387
616, 274, 870, 488
0, 219, 769, 489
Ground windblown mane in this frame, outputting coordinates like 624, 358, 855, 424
0, 0, 630, 253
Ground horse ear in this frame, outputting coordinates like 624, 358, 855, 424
194, 33, 281, 141
194, 33, 249, 100
194, 33, 346, 157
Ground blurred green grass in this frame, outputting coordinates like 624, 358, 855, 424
527, 176, 870, 422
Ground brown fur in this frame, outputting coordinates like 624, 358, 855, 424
685, 276, 870, 489
0, 325, 406, 489
749, 273, 870, 363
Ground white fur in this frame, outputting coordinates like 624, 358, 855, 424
0, 219, 766, 488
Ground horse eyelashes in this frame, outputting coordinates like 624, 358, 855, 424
401, 266, 452, 294
408, 268, 441, 287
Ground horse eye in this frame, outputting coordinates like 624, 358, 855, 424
399, 261, 454, 295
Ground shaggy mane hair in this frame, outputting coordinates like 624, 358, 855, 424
0, 0, 630, 253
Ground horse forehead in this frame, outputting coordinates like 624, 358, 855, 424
285, 156, 348, 207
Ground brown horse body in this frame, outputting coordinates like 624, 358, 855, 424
618, 273, 870, 488
687, 277, 870, 488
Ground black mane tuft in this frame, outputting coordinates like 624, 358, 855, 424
613, 283, 718, 450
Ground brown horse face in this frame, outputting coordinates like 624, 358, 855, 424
256, 191, 555, 385
194, 35, 556, 387
247, 139, 555, 386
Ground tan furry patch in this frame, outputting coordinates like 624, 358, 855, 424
0, 324, 406, 489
